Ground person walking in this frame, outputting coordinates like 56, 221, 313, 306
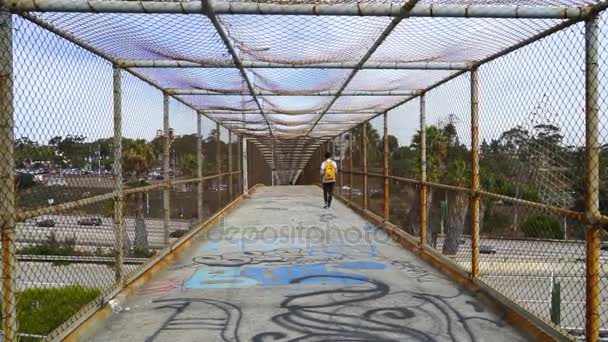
320, 152, 338, 209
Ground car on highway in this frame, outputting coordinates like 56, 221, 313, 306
36, 219, 55, 227
78, 217, 103, 226
479, 244, 497, 254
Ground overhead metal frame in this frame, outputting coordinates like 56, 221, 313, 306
118, 60, 470, 70
7, 0, 607, 199
304, 0, 421, 136
201, 0, 273, 136
5, 1, 601, 19
167, 89, 421, 96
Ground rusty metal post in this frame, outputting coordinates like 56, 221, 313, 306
196, 112, 203, 221
363, 123, 368, 210
162, 93, 170, 245
216, 122, 221, 206
0, 11, 17, 341
471, 68, 481, 278
585, 12, 601, 342
112, 65, 125, 284
419, 93, 428, 247
349, 129, 353, 203
338, 134, 343, 196
271, 139, 276, 186
237, 135, 242, 194
243, 137, 249, 194
228, 131, 233, 200
383, 112, 389, 222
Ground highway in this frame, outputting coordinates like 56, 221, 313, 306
436, 236, 608, 332
16, 215, 191, 250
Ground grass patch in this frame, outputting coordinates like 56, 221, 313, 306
8, 285, 100, 340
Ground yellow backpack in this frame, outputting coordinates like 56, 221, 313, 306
324, 160, 336, 182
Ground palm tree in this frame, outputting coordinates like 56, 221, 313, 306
442, 159, 470, 255
122, 139, 156, 253
409, 125, 450, 246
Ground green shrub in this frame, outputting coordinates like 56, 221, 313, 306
18, 232, 77, 257
16, 173, 36, 190
14, 285, 100, 339
521, 215, 563, 239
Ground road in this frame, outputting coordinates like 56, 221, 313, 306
435, 236, 608, 333
17, 215, 191, 251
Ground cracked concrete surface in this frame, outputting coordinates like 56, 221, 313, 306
88, 185, 531, 342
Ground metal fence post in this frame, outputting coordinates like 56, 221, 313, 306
243, 137, 248, 194
349, 129, 353, 203
363, 123, 368, 210
383, 112, 389, 222
196, 112, 203, 221
228, 131, 233, 200
471, 68, 481, 278
585, 12, 601, 342
216, 122, 221, 205
271, 139, 275, 186
338, 134, 343, 196
112, 65, 125, 283
237, 135, 242, 194
0, 11, 17, 341
419, 93, 427, 247
162, 93, 170, 245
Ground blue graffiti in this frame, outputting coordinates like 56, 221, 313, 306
183, 261, 386, 289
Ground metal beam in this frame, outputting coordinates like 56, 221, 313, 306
168, 89, 420, 96
162, 93, 170, 246
112, 65, 125, 284
202, 0, 273, 136
6, 1, 594, 19
306, 0, 420, 136
585, 12, 601, 342
118, 59, 470, 70
0, 10, 17, 342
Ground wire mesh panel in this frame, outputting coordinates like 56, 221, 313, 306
247, 141, 272, 187
13, 16, 114, 208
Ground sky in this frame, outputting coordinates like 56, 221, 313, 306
9, 10, 608, 153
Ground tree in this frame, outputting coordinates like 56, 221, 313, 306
408, 125, 451, 245
387, 135, 399, 155
122, 139, 156, 252
180, 154, 197, 178
442, 159, 470, 255
14, 137, 53, 167
49, 135, 89, 168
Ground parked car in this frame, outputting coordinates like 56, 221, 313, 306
78, 217, 102, 226
36, 219, 55, 227
479, 244, 497, 254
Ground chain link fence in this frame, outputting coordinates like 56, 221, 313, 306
2, 1, 608, 341
0, 13, 260, 340
300, 7, 608, 341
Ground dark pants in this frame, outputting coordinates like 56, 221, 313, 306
323, 182, 335, 207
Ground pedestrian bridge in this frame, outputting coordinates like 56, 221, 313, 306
1, 0, 608, 341
86, 186, 528, 341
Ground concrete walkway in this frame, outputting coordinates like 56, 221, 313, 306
89, 186, 530, 342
